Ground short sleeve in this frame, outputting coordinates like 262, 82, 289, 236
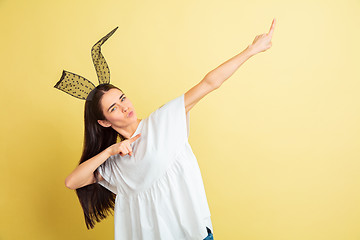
148, 94, 190, 156
97, 157, 118, 195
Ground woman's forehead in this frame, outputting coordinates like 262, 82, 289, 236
103, 88, 123, 100
102, 89, 124, 106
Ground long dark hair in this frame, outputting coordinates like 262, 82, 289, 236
75, 83, 125, 229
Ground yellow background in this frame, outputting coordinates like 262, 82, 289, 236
1, 0, 360, 239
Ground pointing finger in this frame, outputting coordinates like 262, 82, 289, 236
129, 133, 141, 143
268, 18, 276, 37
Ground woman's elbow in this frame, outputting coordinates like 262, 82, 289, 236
65, 177, 76, 190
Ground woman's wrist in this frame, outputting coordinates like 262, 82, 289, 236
244, 45, 257, 58
104, 147, 113, 158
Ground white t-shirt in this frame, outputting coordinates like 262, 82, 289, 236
97, 94, 213, 240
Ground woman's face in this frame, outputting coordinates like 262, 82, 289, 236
97, 88, 138, 128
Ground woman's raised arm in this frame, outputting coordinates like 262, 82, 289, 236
184, 18, 276, 113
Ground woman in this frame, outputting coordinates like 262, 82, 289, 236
63, 18, 276, 240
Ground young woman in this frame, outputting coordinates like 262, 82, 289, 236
64, 19, 276, 240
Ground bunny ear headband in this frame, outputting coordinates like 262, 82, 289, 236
54, 26, 119, 101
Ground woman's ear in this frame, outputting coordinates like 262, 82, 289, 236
97, 119, 111, 128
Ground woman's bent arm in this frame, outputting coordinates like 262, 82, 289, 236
64, 149, 111, 190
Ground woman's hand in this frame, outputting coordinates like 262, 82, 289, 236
106, 133, 141, 157
247, 18, 276, 55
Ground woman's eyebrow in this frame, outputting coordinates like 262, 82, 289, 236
108, 94, 124, 112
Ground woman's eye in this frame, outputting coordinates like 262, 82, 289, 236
110, 97, 125, 112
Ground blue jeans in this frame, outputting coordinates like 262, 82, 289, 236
203, 227, 214, 240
